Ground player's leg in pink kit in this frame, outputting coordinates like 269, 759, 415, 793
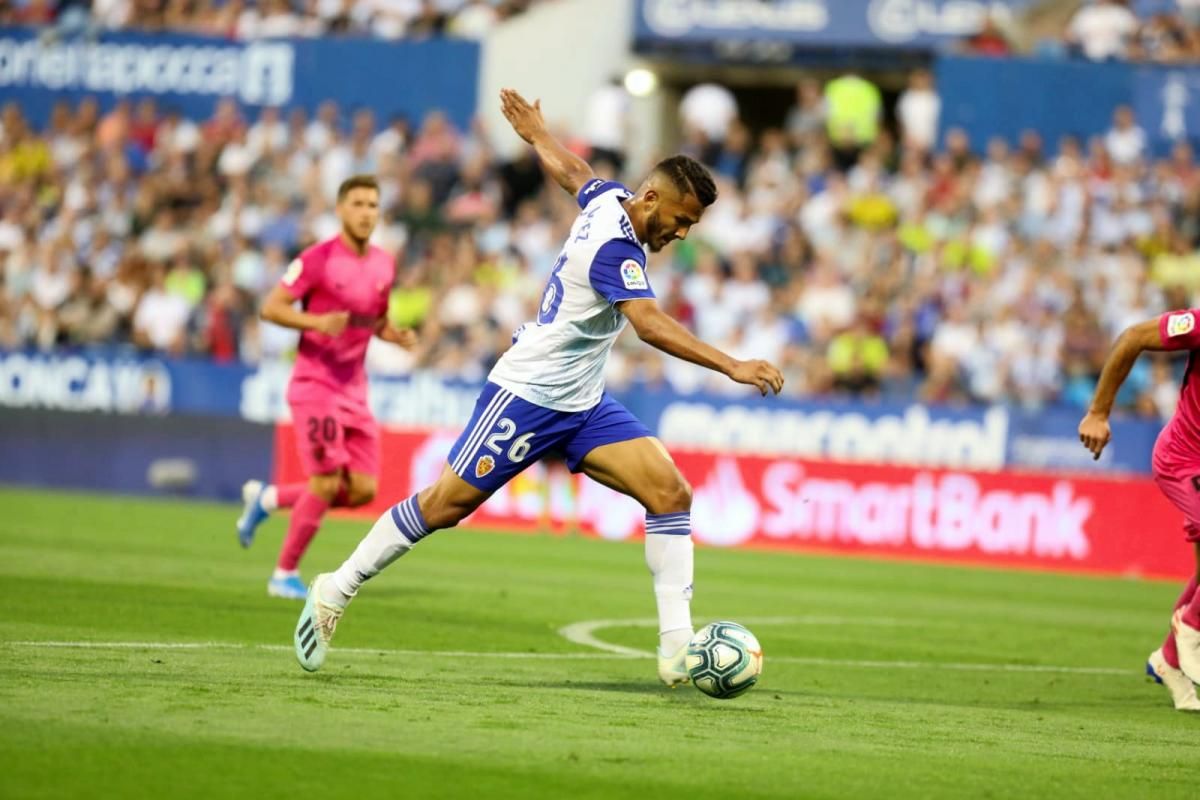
278, 403, 352, 573
1151, 466, 1200, 669
340, 410, 382, 509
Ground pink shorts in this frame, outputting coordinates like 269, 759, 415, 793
1152, 462, 1200, 545
290, 400, 380, 478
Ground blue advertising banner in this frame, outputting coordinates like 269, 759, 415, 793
937, 55, 1200, 157
0, 27, 479, 131
0, 350, 1163, 475
632, 0, 1038, 55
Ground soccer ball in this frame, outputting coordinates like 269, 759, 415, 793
685, 621, 763, 700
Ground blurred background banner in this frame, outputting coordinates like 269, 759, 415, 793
272, 425, 1188, 579
0, 349, 1163, 475
633, 0, 1040, 55
0, 26, 480, 131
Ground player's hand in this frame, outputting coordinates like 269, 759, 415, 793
315, 311, 349, 337
385, 326, 418, 349
1078, 411, 1112, 461
729, 359, 785, 396
499, 88, 547, 144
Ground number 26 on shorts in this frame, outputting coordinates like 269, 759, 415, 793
484, 418, 534, 462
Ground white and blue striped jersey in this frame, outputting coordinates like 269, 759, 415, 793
488, 179, 654, 412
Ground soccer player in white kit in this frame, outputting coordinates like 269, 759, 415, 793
294, 89, 785, 685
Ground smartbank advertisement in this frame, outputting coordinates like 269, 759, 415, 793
632, 0, 1037, 52
0, 351, 1162, 474
0, 27, 479, 130
273, 427, 1192, 579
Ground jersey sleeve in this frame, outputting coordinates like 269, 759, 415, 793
1159, 310, 1200, 350
279, 249, 323, 299
576, 179, 629, 210
589, 239, 654, 306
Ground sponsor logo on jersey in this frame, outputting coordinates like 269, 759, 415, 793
475, 455, 495, 478
282, 258, 303, 286
620, 260, 648, 290
1168, 312, 1195, 337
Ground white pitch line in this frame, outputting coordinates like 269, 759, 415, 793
7, 640, 639, 660
557, 618, 1134, 677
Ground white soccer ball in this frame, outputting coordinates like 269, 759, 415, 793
685, 621, 763, 700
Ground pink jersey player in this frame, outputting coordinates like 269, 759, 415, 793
1080, 308, 1200, 711
234, 175, 416, 600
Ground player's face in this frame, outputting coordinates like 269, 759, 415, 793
644, 190, 704, 253
337, 188, 380, 243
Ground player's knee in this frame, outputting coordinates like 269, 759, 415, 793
346, 477, 377, 507
646, 474, 692, 515
308, 474, 341, 503
418, 481, 483, 529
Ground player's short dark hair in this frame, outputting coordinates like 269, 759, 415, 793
337, 174, 380, 201
653, 155, 718, 207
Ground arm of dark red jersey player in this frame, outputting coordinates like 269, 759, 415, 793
499, 88, 595, 197
260, 285, 348, 336
1079, 314, 1189, 459
619, 299, 784, 397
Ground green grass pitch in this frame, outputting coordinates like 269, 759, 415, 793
0, 485, 1197, 799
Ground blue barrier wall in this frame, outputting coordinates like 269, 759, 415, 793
0, 408, 273, 500
0, 27, 480, 131
0, 350, 1163, 476
937, 55, 1200, 156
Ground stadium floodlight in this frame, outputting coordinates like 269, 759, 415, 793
624, 67, 659, 98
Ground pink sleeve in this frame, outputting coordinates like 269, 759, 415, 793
279, 249, 323, 299
1159, 309, 1200, 351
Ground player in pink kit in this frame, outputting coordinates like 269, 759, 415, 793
236, 175, 416, 599
1079, 309, 1200, 711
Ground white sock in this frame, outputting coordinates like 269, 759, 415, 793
645, 512, 694, 658
260, 485, 279, 512
327, 495, 431, 603
272, 567, 298, 581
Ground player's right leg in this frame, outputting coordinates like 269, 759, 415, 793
1170, 541, 1200, 684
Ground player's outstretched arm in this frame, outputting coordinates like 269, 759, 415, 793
260, 285, 348, 336
619, 299, 784, 396
1079, 317, 1165, 459
499, 88, 595, 197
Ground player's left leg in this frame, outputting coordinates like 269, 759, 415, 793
566, 400, 694, 686
295, 383, 571, 671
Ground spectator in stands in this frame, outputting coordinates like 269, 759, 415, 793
961, 12, 1015, 56
680, 82, 738, 165
896, 69, 941, 153
824, 72, 881, 170
582, 77, 631, 175
1106, 104, 1147, 164
1067, 0, 1140, 60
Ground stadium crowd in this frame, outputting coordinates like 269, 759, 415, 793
1063, 0, 1200, 63
0, 0, 549, 40
0, 70, 1195, 418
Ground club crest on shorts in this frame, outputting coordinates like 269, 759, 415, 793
475, 455, 496, 478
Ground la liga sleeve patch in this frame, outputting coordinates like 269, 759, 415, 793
1167, 312, 1195, 337
620, 259, 648, 290
282, 258, 304, 287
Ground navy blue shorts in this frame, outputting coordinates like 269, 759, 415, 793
446, 382, 653, 491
